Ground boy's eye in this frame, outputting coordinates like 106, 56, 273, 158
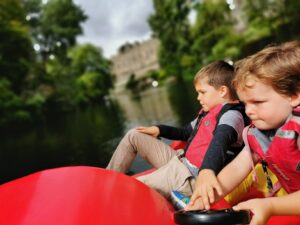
254, 100, 265, 104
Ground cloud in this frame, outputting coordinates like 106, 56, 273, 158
74, 0, 154, 58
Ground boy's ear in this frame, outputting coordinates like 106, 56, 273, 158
218, 85, 228, 98
290, 92, 300, 107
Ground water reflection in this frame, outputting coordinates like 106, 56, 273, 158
0, 81, 199, 184
112, 81, 198, 129
0, 102, 125, 184
166, 81, 199, 125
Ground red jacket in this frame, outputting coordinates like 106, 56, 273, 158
247, 107, 300, 193
185, 104, 223, 167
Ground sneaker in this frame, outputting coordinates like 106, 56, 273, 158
170, 190, 191, 210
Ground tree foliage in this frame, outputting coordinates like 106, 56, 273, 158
150, 0, 300, 78
0, 0, 33, 93
39, 0, 87, 60
0, 0, 113, 125
191, 0, 237, 65
68, 44, 113, 104
1, 0, 300, 126
0, 78, 30, 124
239, 0, 300, 56
149, 0, 192, 78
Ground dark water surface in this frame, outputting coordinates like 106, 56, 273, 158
0, 81, 199, 184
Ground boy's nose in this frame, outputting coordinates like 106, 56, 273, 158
245, 104, 254, 116
197, 94, 201, 101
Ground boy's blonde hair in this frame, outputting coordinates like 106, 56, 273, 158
234, 40, 300, 97
194, 60, 237, 100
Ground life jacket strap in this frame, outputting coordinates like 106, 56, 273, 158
242, 126, 258, 182
243, 126, 282, 197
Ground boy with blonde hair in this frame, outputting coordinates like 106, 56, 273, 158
187, 41, 300, 225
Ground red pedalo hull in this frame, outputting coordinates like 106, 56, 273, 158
0, 166, 176, 225
0, 165, 299, 225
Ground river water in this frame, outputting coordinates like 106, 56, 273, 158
0, 81, 199, 184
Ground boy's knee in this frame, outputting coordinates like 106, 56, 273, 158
126, 128, 138, 136
125, 128, 146, 142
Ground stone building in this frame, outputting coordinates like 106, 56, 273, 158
110, 38, 160, 88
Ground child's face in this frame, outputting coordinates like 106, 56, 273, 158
194, 78, 225, 112
237, 80, 299, 130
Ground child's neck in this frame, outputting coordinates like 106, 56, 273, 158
220, 99, 239, 105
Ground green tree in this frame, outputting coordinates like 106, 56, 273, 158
21, 0, 43, 51
282, 0, 300, 39
191, 0, 236, 65
46, 44, 113, 106
238, 0, 281, 56
44, 55, 75, 110
0, 0, 34, 94
0, 0, 115, 124
240, 0, 300, 57
149, 0, 192, 78
68, 44, 113, 104
0, 78, 31, 125
39, 0, 87, 62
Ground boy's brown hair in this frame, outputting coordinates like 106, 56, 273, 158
194, 60, 237, 100
234, 40, 300, 97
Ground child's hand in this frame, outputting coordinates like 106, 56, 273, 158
135, 126, 160, 137
184, 196, 205, 211
186, 169, 223, 210
233, 198, 273, 225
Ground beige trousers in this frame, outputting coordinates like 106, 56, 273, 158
106, 129, 195, 198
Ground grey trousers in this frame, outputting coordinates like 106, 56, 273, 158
106, 129, 195, 198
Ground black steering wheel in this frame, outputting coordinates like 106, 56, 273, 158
174, 208, 251, 225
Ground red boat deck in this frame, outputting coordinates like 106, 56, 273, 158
1, 165, 299, 225
0, 166, 176, 225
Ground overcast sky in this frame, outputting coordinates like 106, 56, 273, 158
73, 0, 154, 58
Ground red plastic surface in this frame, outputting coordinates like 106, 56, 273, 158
169, 140, 187, 150
266, 216, 300, 225
0, 166, 176, 225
